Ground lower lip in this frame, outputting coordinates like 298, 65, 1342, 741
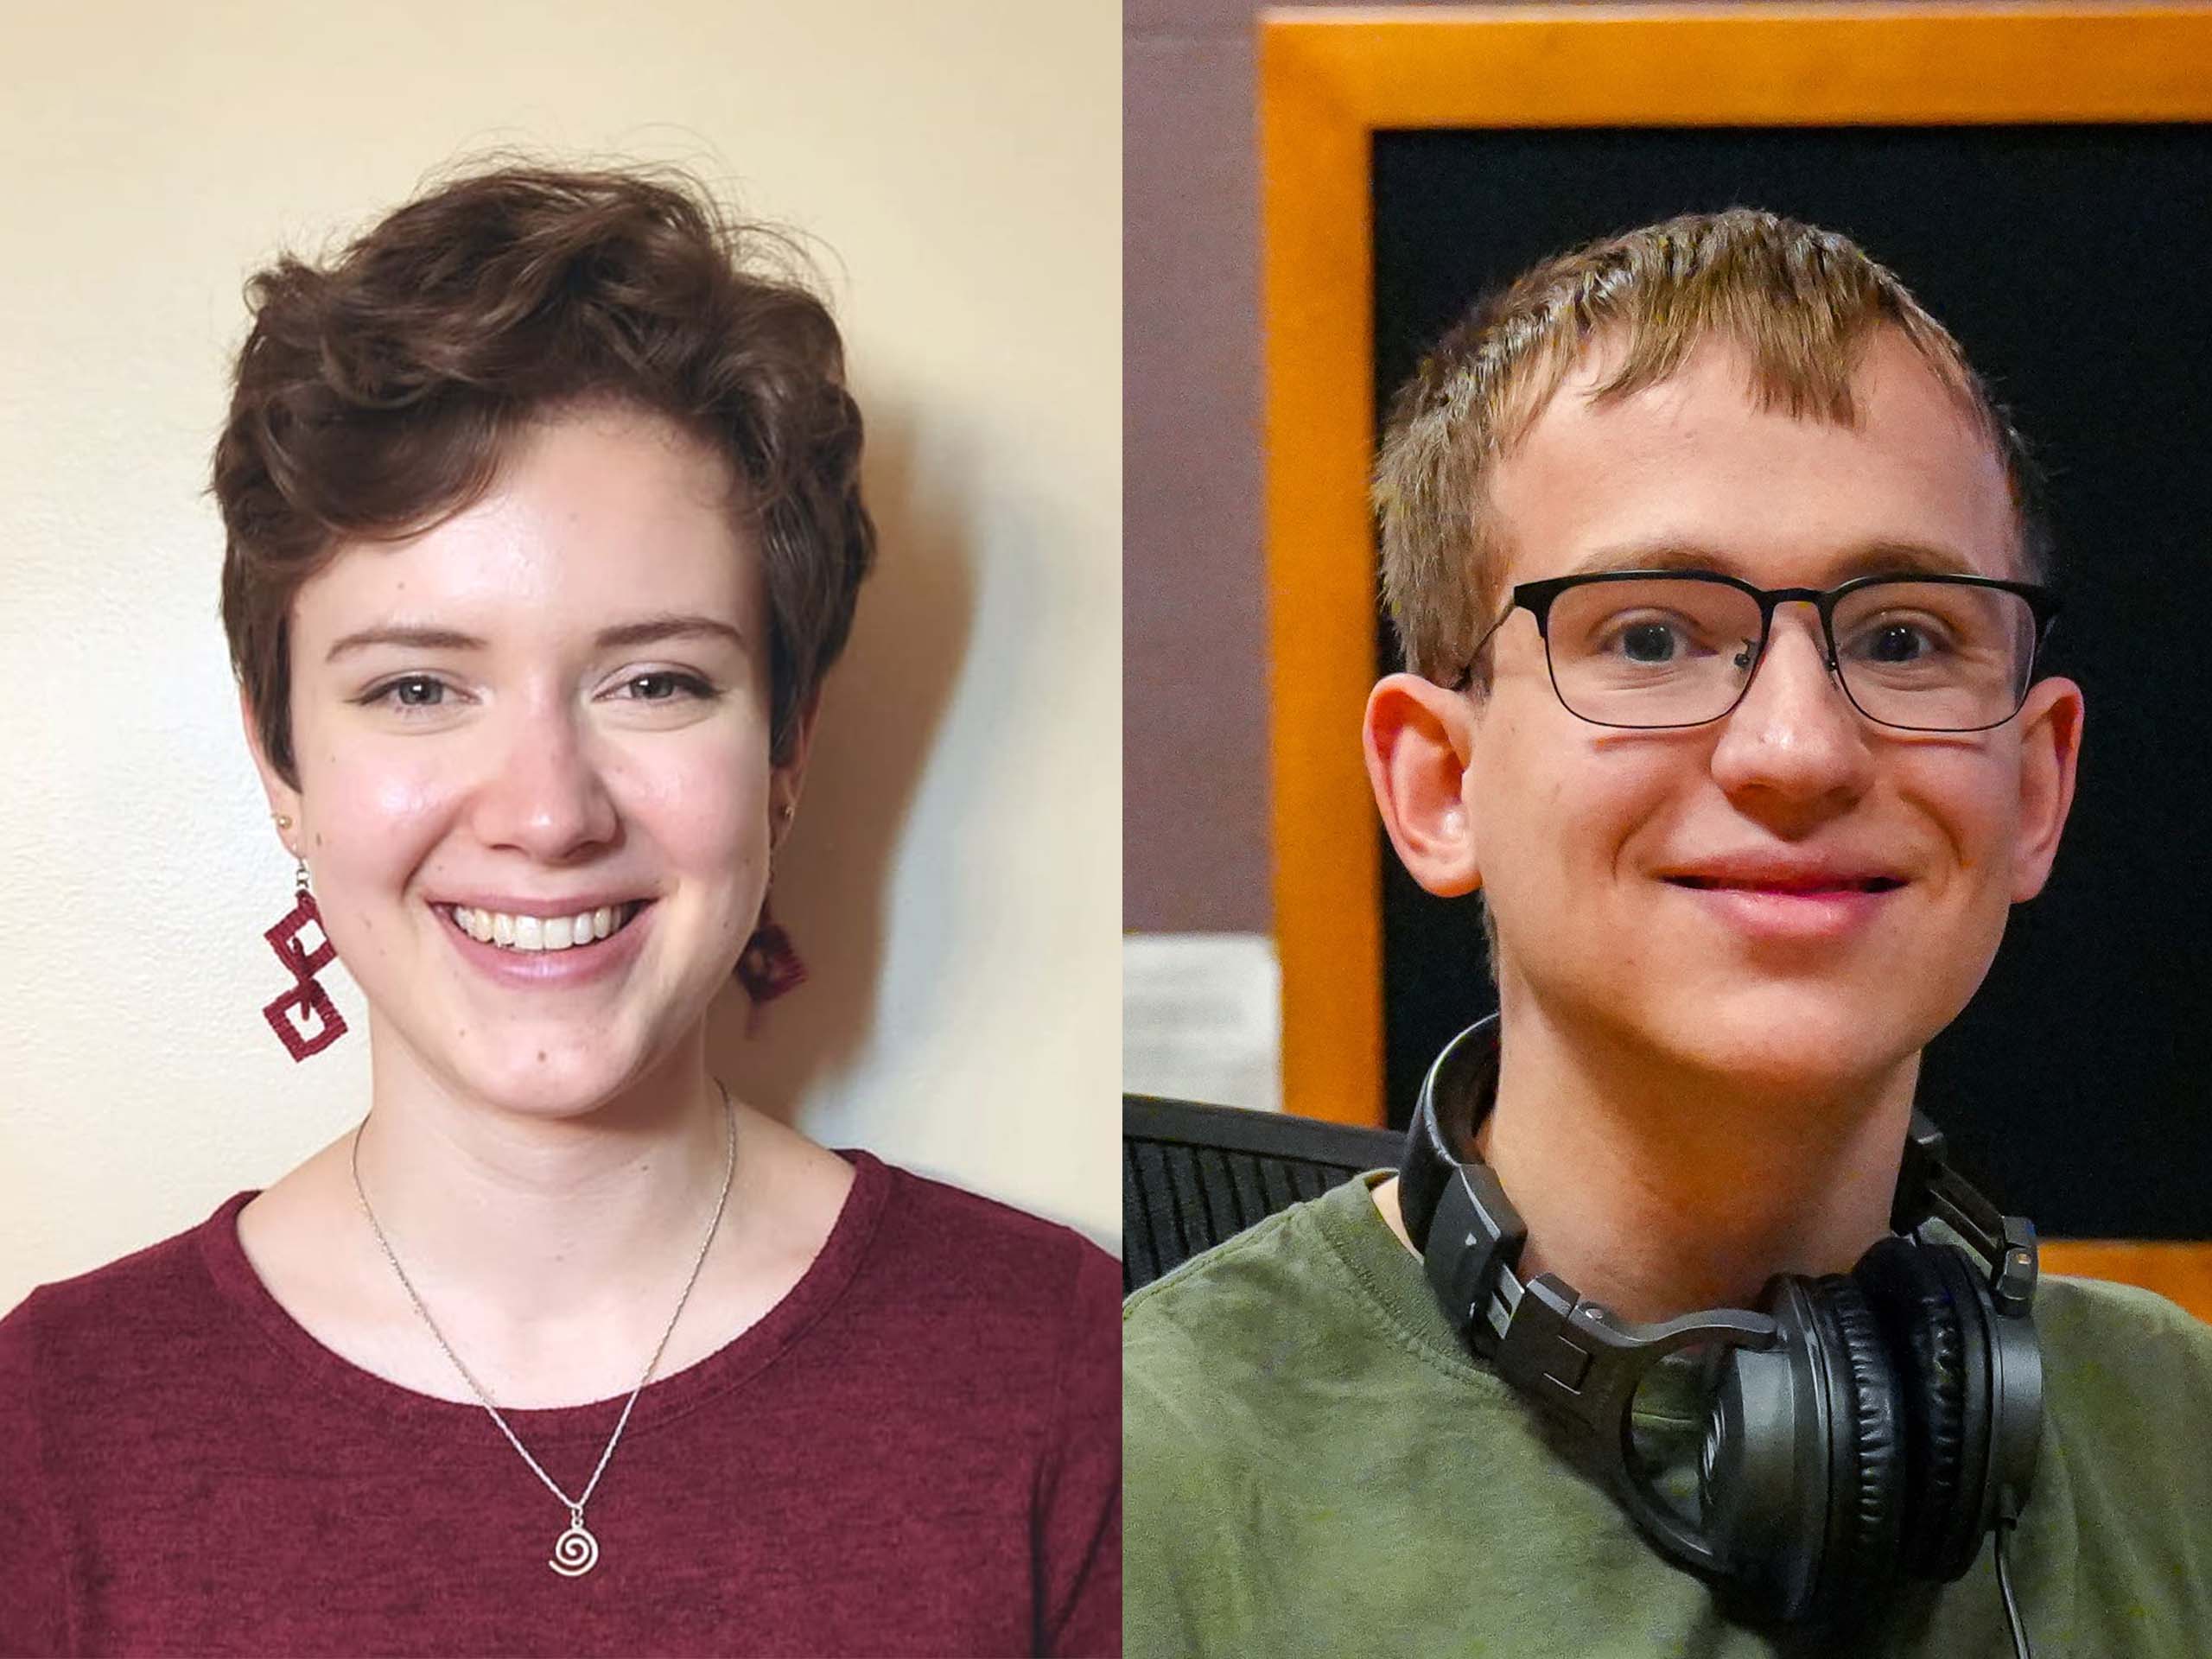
1668, 881, 1900, 943
435, 903, 654, 988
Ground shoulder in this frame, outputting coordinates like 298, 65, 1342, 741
2023, 1274, 2212, 1622
859, 1156, 1120, 1338
1124, 1189, 1347, 1361
0, 1196, 243, 1386
2035, 1271, 2212, 1407
2036, 1272, 2212, 1363
0, 1195, 244, 1559
2031, 1274, 2212, 1520
1122, 1189, 1375, 1459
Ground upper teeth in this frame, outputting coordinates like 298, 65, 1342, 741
447, 903, 638, 951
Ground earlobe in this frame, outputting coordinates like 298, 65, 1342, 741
1364, 673, 1483, 898
238, 686, 302, 837
770, 691, 823, 845
2009, 675, 2085, 904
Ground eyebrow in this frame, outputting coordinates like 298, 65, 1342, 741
324, 613, 747, 665
1560, 539, 1982, 582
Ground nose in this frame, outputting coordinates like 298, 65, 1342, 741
1707, 601, 1876, 826
466, 692, 621, 860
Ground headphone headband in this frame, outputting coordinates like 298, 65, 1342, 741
1400, 1014, 2037, 1322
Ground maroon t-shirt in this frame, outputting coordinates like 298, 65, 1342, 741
0, 1152, 1121, 1657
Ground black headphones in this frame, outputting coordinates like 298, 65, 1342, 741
1398, 1015, 2044, 1630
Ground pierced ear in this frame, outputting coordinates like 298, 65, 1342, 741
238, 686, 302, 844
769, 689, 823, 842
1364, 673, 1483, 898
2008, 673, 2085, 904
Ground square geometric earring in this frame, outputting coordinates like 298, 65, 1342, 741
263, 861, 346, 1061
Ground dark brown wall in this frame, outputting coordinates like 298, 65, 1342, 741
1122, 0, 1655, 932
1124, 0, 1275, 933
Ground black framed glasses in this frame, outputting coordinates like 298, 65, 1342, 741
1449, 569, 2062, 734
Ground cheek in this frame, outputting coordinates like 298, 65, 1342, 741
632, 741, 773, 875
1529, 746, 1678, 884
1895, 747, 2018, 880
289, 743, 450, 964
307, 748, 450, 885
1473, 729, 1665, 904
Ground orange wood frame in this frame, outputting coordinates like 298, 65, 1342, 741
1255, 3, 2212, 1316
1258, 2, 2212, 1128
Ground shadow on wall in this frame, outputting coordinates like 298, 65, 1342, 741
707, 403, 975, 1120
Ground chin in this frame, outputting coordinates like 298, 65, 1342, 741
432, 1037, 636, 1115
1625, 976, 1944, 1101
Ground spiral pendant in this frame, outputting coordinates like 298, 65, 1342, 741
550, 1512, 600, 1577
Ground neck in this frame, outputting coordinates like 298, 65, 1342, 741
349, 1025, 737, 1333
1383, 995, 1916, 1323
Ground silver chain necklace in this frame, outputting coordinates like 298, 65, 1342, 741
349, 1079, 737, 1578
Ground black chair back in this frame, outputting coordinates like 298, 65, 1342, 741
1122, 1095, 1404, 1294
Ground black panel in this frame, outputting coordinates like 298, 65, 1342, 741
1371, 126, 2212, 1238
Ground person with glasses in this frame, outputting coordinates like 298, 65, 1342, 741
1123, 210, 2212, 1657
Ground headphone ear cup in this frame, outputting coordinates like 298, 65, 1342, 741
1697, 1274, 1907, 1624
1796, 1272, 1909, 1623
1696, 1329, 1824, 1620
1857, 1236, 1999, 1583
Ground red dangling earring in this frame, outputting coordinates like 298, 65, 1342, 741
262, 846, 347, 1062
734, 890, 807, 1024
735, 798, 806, 1031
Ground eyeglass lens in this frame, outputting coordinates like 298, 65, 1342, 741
1542, 578, 2037, 731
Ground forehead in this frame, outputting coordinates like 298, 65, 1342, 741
1485, 329, 2019, 588
293, 403, 753, 648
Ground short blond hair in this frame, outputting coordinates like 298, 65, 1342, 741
1373, 208, 2049, 692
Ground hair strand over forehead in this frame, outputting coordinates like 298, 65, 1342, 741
1372, 207, 2051, 693
215, 157, 875, 790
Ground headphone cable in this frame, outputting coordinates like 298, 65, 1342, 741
1993, 1517, 2034, 1659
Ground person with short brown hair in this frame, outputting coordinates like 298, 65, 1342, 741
1124, 209, 2212, 1656
0, 162, 1119, 1658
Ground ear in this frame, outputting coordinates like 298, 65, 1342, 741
771, 689, 823, 844
2007, 673, 2084, 903
1364, 672, 1483, 898
238, 685, 303, 855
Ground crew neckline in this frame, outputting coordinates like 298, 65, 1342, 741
1305, 1171, 1709, 1424
195, 1147, 893, 1442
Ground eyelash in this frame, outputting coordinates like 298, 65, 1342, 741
357, 672, 720, 716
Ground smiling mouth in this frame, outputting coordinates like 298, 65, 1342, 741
438, 901, 650, 952
1666, 876, 1905, 893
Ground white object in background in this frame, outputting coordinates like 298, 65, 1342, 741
1122, 933, 1281, 1112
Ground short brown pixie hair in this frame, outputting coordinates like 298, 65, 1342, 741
1373, 207, 2050, 693
216, 162, 874, 790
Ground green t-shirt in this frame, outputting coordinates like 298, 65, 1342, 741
1123, 1170, 2212, 1657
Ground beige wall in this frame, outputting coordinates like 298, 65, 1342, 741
0, 0, 1121, 1305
